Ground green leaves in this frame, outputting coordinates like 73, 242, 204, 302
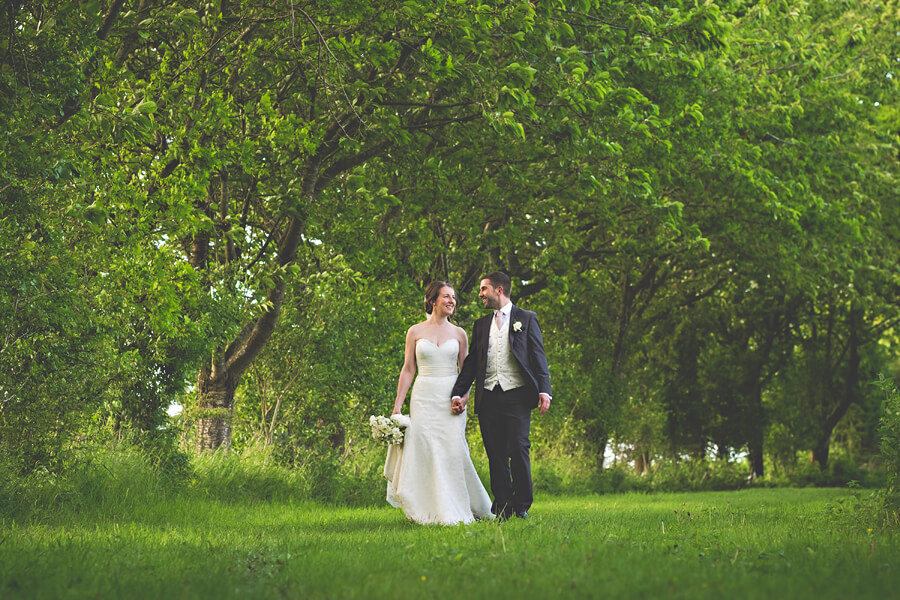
2, 0, 896, 464
133, 100, 158, 115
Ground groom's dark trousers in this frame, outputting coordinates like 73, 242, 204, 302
479, 385, 532, 516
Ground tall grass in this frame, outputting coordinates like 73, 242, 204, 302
1, 448, 898, 600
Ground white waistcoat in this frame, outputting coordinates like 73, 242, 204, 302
484, 315, 528, 392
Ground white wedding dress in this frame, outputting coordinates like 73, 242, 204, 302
384, 338, 493, 525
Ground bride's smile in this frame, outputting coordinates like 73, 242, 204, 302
435, 291, 456, 315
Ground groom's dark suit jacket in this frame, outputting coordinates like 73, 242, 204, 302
452, 305, 552, 413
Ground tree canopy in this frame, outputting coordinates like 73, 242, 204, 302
1, 0, 897, 477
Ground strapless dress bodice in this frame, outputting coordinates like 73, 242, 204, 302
415, 338, 459, 377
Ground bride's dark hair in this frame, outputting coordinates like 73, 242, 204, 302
424, 280, 453, 314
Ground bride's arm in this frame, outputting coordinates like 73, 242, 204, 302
455, 329, 470, 408
457, 327, 468, 372
392, 326, 417, 414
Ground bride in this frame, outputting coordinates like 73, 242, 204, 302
385, 281, 493, 525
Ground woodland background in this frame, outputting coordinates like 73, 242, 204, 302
1, 0, 898, 503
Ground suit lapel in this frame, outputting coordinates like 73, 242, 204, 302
508, 305, 529, 369
477, 314, 491, 359
507, 305, 519, 348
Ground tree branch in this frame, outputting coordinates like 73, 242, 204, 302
97, 0, 127, 41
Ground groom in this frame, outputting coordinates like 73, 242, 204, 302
451, 271, 552, 520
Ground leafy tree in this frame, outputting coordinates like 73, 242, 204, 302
631, 0, 899, 474
723, 0, 900, 469
0, 1, 220, 470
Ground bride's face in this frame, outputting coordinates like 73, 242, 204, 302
434, 286, 456, 316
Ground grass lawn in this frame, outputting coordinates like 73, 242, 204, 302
1, 487, 896, 599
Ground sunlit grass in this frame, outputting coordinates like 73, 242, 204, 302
2, 484, 898, 599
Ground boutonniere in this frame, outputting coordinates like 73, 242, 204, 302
513, 321, 523, 332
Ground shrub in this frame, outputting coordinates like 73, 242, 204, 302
68, 447, 172, 511
0, 446, 173, 520
877, 375, 900, 524
188, 438, 388, 507
826, 375, 900, 533
189, 444, 310, 503
0, 458, 70, 518
644, 458, 749, 492
588, 465, 648, 494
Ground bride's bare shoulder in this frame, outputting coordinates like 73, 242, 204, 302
407, 321, 430, 339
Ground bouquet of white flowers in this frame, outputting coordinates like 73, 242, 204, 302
369, 414, 410, 446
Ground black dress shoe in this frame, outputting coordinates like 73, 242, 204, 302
516, 511, 529, 519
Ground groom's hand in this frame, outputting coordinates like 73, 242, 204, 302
538, 393, 551, 415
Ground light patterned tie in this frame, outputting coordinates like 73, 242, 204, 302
495, 310, 504, 329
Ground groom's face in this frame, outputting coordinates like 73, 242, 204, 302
478, 279, 503, 310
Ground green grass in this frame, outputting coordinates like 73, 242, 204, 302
2, 482, 898, 599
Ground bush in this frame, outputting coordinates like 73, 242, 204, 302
530, 452, 752, 496
68, 447, 172, 511
824, 375, 900, 533
189, 444, 312, 503
530, 449, 643, 496
588, 465, 648, 494
188, 438, 388, 507
778, 451, 884, 489
823, 483, 887, 533
877, 375, 900, 524
0, 459, 72, 518
646, 458, 749, 492
0, 446, 173, 520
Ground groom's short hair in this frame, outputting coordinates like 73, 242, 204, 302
484, 271, 512, 298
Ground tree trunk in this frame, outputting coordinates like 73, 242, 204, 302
747, 436, 764, 479
197, 412, 232, 451
196, 368, 238, 452
633, 451, 645, 476
811, 438, 830, 469
189, 161, 318, 451
193, 272, 289, 452
633, 448, 650, 476
811, 305, 862, 469
743, 367, 769, 479
596, 437, 607, 470
716, 443, 730, 461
